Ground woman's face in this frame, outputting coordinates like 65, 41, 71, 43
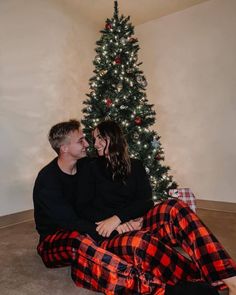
93, 128, 110, 156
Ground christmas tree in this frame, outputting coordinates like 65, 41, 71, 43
82, 1, 177, 200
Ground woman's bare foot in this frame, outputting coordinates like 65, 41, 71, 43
223, 276, 236, 295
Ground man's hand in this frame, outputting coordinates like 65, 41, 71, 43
96, 215, 121, 238
116, 217, 143, 234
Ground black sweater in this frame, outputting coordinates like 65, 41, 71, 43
33, 157, 154, 242
33, 157, 102, 242
77, 157, 154, 223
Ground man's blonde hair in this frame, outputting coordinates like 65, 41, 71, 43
48, 119, 81, 155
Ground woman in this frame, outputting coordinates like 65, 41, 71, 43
83, 120, 236, 295
79, 120, 153, 237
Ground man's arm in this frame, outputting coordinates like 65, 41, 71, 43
33, 174, 103, 242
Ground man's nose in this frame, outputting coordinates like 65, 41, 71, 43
83, 139, 89, 147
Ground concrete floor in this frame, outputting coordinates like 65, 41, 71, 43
0, 208, 235, 295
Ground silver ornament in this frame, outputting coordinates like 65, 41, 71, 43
136, 75, 148, 87
136, 75, 143, 83
152, 138, 160, 149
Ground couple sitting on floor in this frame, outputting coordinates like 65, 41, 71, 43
33, 119, 236, 295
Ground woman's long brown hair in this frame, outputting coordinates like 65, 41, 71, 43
95, 120, 131, 182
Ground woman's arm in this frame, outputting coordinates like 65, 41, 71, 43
95, 215, 121, 238
95, 160, 154, 237
116, 217, 143, 234
114, 159, 154, 223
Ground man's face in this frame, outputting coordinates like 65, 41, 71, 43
63, 129, 89, 160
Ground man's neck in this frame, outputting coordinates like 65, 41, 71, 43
57, 157, 78, 175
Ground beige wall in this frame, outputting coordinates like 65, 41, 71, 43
136, 0, 236, 202
1, 0, 235, 216
0, 0, 97, 215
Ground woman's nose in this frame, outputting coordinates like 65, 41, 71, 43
94, 138, 99, 148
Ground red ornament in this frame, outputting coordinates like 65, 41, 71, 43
156, 154, 164, 161
114, 56, 121, 64
105, 98, 112, 107
135, 116, 142, 125
105, 23, 112, 30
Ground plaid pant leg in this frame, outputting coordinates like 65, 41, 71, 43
37, 230, 81, 268
38, 230, 154, 294
142, 199, 236, 283
100, 230, 201, 286
71, 234, 164, 295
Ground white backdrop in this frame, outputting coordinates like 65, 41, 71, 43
137, 0, 236, 202
0, 0, 97, 215
0, 0, 235, 216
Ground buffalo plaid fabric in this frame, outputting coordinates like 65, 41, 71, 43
37, 230, 164, 294
142, 199, 236, 286
37, 199, 236, 294
169, 188, 196, 212
100, 230, 201, 284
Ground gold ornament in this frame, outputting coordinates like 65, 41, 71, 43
99, 69, 108, 76
117, 83, 123, 92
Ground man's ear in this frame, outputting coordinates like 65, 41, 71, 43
60, 144, 68, 154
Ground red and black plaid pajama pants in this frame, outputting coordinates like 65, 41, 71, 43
37, 199, 236, 294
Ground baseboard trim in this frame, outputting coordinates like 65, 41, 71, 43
0, 200, 235, 229
197, 199, 236, 213
0, 209, 34, 229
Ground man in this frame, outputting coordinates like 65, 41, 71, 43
33, 119, 100, 242
34, 119, 231, 295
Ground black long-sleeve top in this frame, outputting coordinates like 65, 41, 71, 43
33, 156, 154, 243
77, 157, 154, 223
33, 157, 102, 242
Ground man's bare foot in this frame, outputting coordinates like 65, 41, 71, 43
223, 276, 236, 295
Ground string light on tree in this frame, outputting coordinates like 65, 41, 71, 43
82, 0, 177, 200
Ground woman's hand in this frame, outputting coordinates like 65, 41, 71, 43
116, 222, 133, 234
116, 217, 143, 234
96, 215, 121, 238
